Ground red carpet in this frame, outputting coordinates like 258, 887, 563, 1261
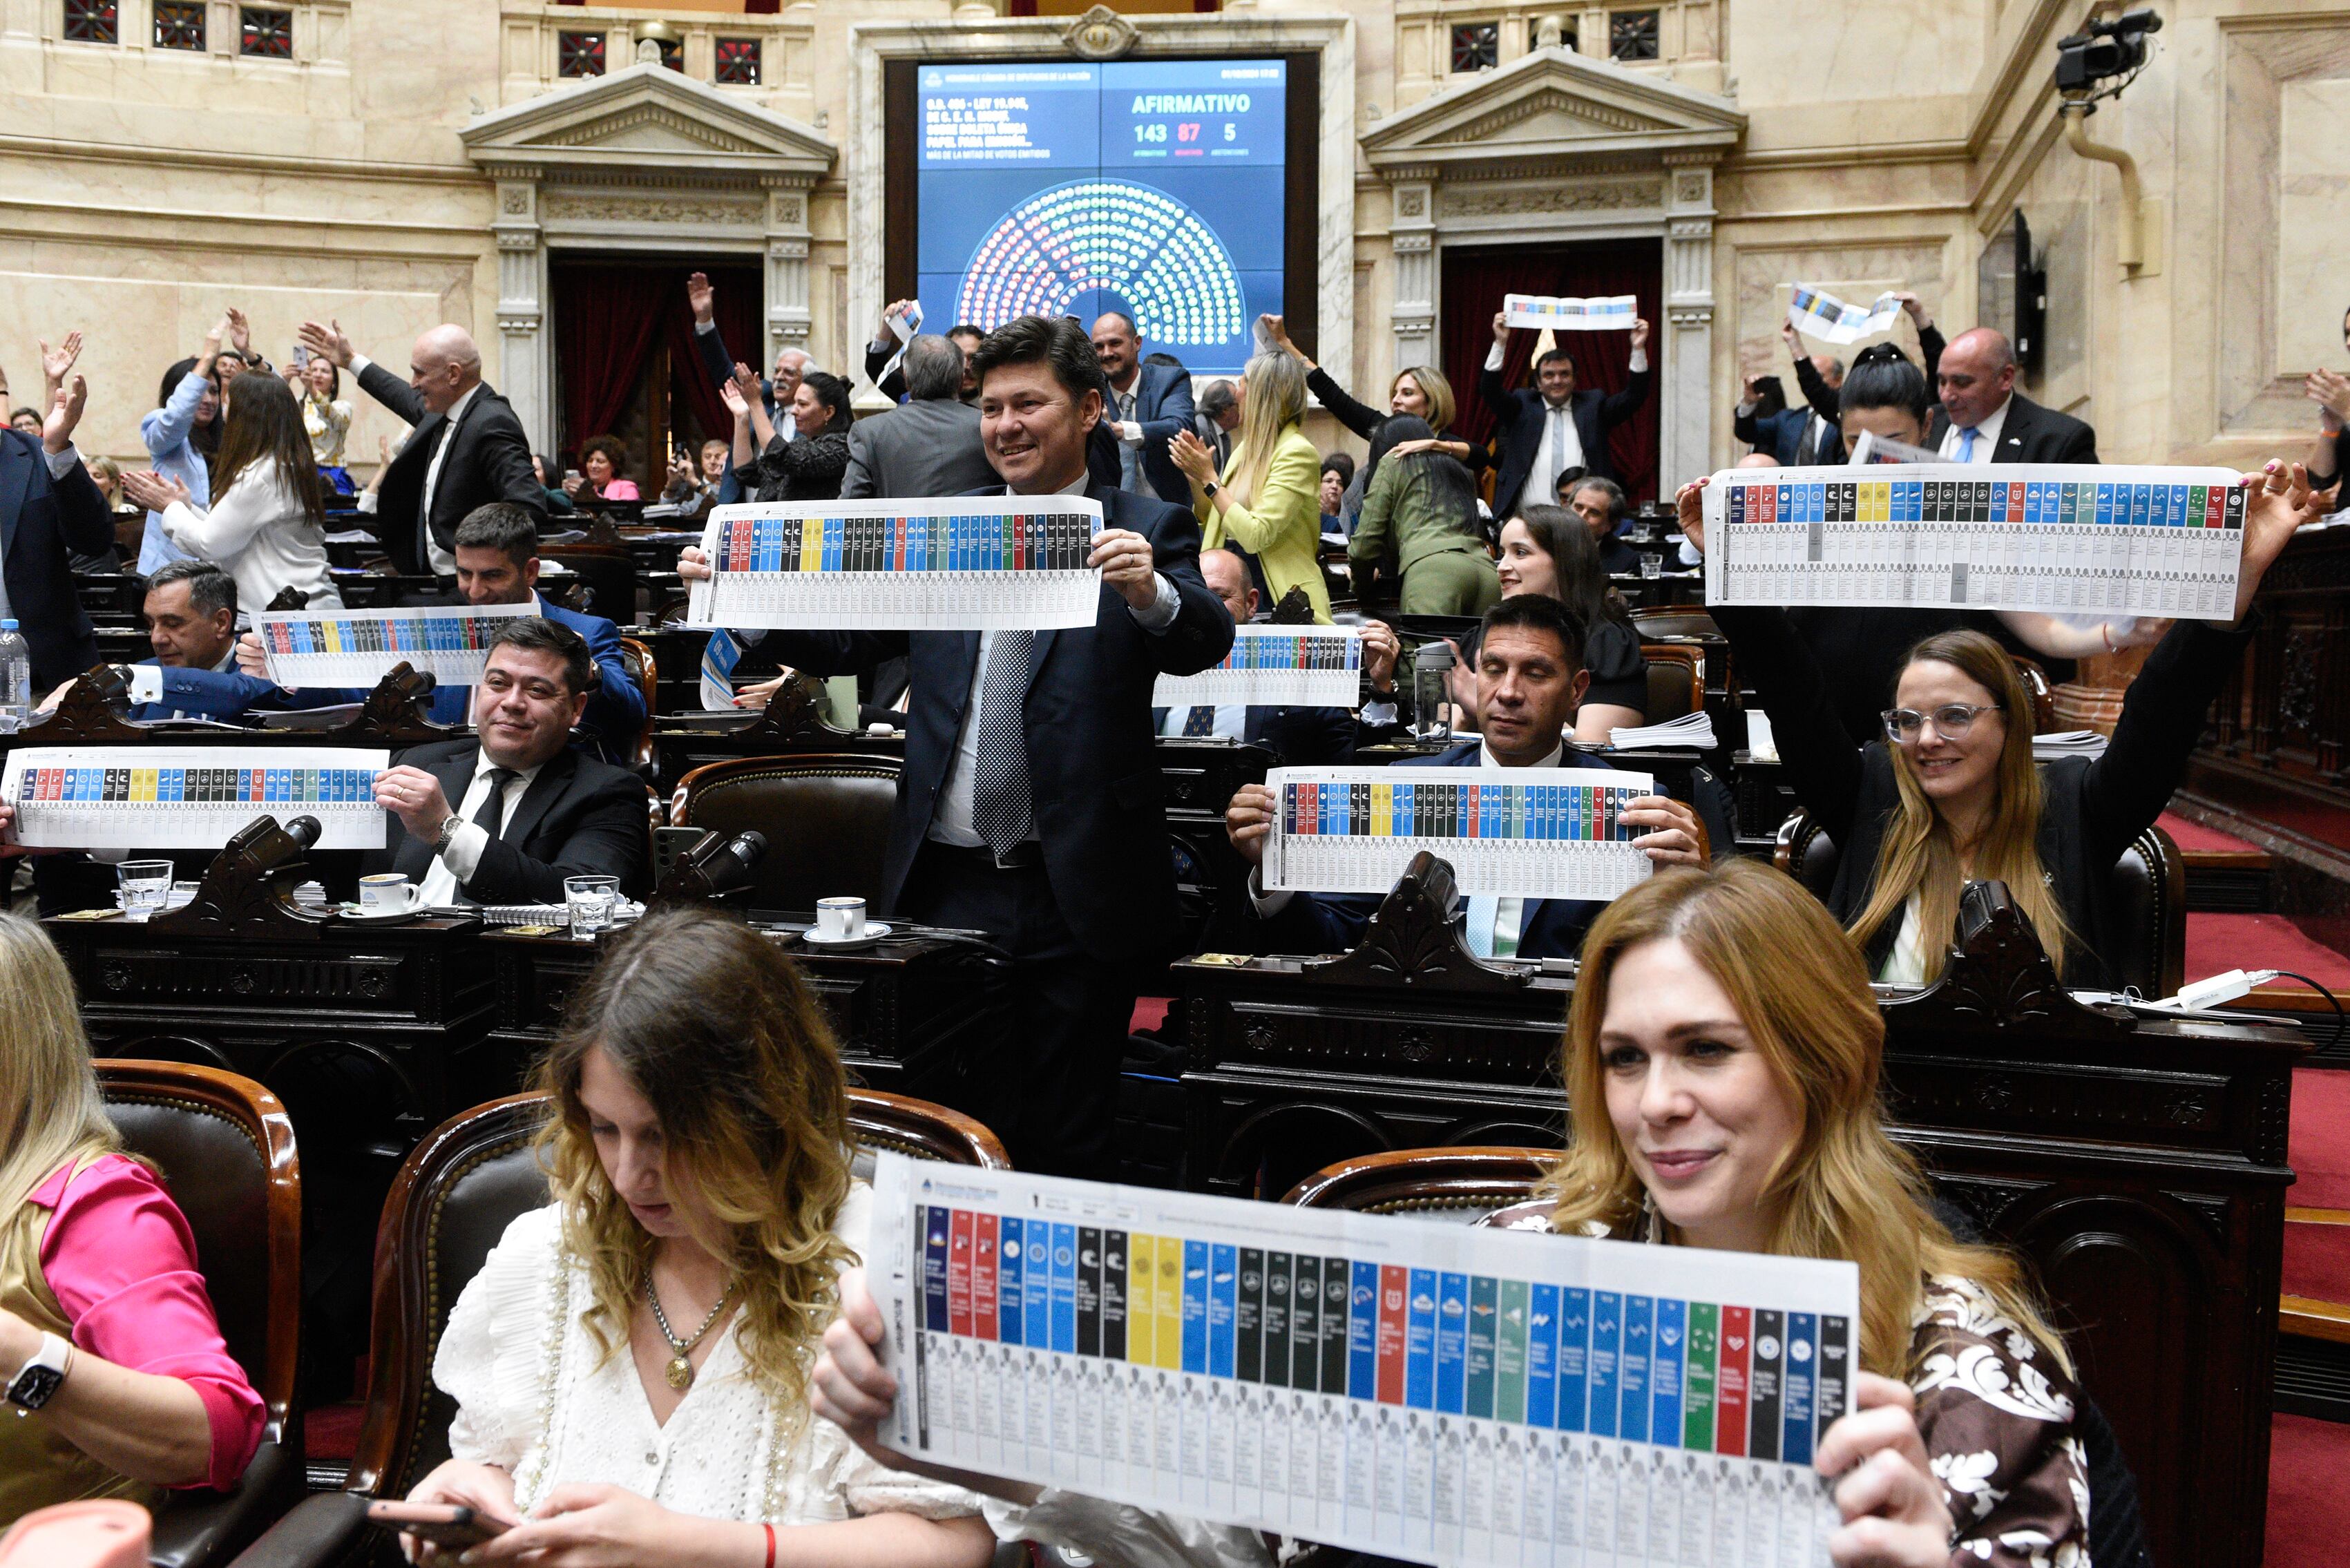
2293, 1069, 2350, 1209
2158, 810, 2264, 854
2187, 914, 2350, 993
2285, 1218, 2350, 1302
1130, 996, 1171, 1035
2268, 1414, 2350, 1568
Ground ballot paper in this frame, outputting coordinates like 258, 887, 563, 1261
1786, 285, 1904, 345
1261, 767, 1655, 902
4, 746, 390, 850
1503, 294, 1640, 332
685, 498, 1106, 631
1153, 625, 1364, 710
877, 299, 924, 385
870, 1151, 1856, 1568
256, 602, 537, 689
1701, 463, 2246, 618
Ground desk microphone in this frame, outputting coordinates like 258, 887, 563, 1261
283, 815, 323, 850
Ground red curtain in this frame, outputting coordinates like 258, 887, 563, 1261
664, 262, 763, 447
552, 265, 667, 453
1441, 239, 1664, 506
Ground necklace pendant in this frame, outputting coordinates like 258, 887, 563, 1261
665, 1355, 694, 1391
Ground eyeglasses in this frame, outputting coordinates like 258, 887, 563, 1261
1881, 702, 2002, 743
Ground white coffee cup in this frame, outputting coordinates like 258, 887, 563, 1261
359, 873, 423, 911
816, 897, 866, 940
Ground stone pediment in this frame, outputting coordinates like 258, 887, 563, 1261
1362, 47, 1742, 171
463, 62, 834, 181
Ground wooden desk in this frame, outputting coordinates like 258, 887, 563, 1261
1176, 872, 2302, 1568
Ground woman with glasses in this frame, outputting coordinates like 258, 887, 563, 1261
1677, 460, 2322, 988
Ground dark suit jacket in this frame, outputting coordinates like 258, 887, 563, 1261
1, 428, 115, 688
839, 398, 1000, 500
365, 738, 649, 904
355, 365, 544, 577
1712, 604, 2247, 988
1478, 363, 1652, 513
1105, 363, 1198, 504
1152, 703, 1358, 767
1737, 405, 1840, 467
1926, 391, 2099, 465
1262, 740, 1621, 961
862, 338, 910, 405
765, 483, 1235, 961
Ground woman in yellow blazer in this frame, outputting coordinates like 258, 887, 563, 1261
1169, 353, 1332, 622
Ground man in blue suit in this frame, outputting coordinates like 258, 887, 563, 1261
117, 562, 279, 720
680, 315, 1234, 1178
1091, 312, 1197, 504
1223, 595, 1705, 961
1, 371, 114, 693
234, 503, 646, 766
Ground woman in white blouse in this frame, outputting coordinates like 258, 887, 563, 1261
401, 906, 994, 1568
119, 372, 340, 616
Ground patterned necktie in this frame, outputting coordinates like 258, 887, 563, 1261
1181, 705, 1217, 738
971, 634, 1033, 856
472, 767, 519, 843
1118, 391, 1143, 493
1957, 426, 1979, 463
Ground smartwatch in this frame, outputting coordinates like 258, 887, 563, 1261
1203, 481, 1220, 500
429, 813, 466, 859
6, 1332, 73, 1412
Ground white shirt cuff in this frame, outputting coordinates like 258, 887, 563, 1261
44, 443, 82, 479
1129, 572, 1181, 633
437, 821, 490, 886
127, 666, 164, 706
1247, 864, 1294, 917
356, 489, 379, 515
1484, 342, 1507, 371
350, 354, 373, 379
1627, 349, 1650, 374
1117, 421, 1145, 444
696, 321, 717, 336
1360, 697, 1397, 727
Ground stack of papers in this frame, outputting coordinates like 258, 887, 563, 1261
2032, 729, 2110, 761
1607, 710, 1718, 751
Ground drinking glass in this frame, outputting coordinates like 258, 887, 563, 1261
564, 874, 620, 939
117, 861, 173, 920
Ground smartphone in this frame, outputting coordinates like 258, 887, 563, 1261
363, 1500, 511, 1549
291, 344, 311, 371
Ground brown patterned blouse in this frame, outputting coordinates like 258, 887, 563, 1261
1485, 1201, 2090, 1568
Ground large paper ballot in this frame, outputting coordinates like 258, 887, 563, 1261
257, 602, 537, 689
1153, 624, 1364, 710
1701, 463, 2246, 618
871, 1152, 1857, 1568
1785, 284, 1904, 345
685, 498, 1106, 631
1261, 767, 1655, 902
3, 747, 390, 850
1503, 294, 1639, 332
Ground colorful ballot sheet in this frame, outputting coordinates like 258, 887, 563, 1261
1261, 767, 1654, 902
871, 1152, 1857, 1568
1786, 285, 1904, 345
256, 602, 537, 689
1700, 463, 2246, 618
1504, 294, 1639, 332
685, 498, 1106, 631
1153, 624, 1364, 710
3, 746, 389, 850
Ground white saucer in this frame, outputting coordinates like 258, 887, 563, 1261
800, 921, 892, 949
338, 901, 423, 924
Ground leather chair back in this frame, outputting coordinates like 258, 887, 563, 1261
1639, 644, 1703, 723
1283, 1146, 1554, 1221
617, 636, 657, 771
1772, 812, 2184, 997
2011, 656, 2057, 734
672, 754, 903, 917
1628, 605, 1718, 642
542, 547, 636, 627
95, 1062, 301, 1568
345, 1087, 1006, 1503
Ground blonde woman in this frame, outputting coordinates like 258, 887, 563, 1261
400, 907, 993, 1568
0, 915, 262, 1524
1679, 459, 2321, 988
1169, 352, 1330, 622
1257, 313, 1482, 500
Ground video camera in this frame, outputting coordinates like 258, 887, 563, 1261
2055, 8, 2161, 95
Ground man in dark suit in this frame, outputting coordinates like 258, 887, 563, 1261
367, 618, 647, 905
1152, 548, 1364, 766
861, 300, 984, 405
1091, 312, 1196, 504
1, 372, 113, 691
298, 318, 544, 578
120, 562, 279, 720
679, 315, 1233, 1177
1223, 595, 1703, 961
1735, 357, 1843, 466
1564, 477, 1645, 575
232, 504, 645, 766
840, 335, 1000, 500
1481, 307, 1654, 517
1927, 327, 2098, 464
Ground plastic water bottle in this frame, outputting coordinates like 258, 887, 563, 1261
0, 620, 28, 735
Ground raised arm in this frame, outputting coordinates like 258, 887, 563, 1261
1596, 318, 1654, 426
144, 321, 224, 457
301, 318, 428, 426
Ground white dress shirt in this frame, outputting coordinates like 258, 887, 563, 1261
1484, 341, 1648, 514
417, 749, 544, 906
1937, 394, 2012, 463
928, 472, 1179, 848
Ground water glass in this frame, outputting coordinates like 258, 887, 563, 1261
564, 874, 620, 939
1639, 552, 1665, 579
117, 861, 173, 920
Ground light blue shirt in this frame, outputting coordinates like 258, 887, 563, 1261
1160, 702, 1248, 740
137, 369, 214, 573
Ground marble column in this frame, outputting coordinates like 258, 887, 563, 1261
763, 175, 816, 371
1386, 167, 1438, 379
1661, 155, 1719, 490
489, 171, 551, 449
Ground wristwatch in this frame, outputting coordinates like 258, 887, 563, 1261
6, 1332, 73, 1412
429, 812, 466, 858
1203, 481, 1220, 499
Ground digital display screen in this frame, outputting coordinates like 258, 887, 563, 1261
916, 59, 1287, 376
